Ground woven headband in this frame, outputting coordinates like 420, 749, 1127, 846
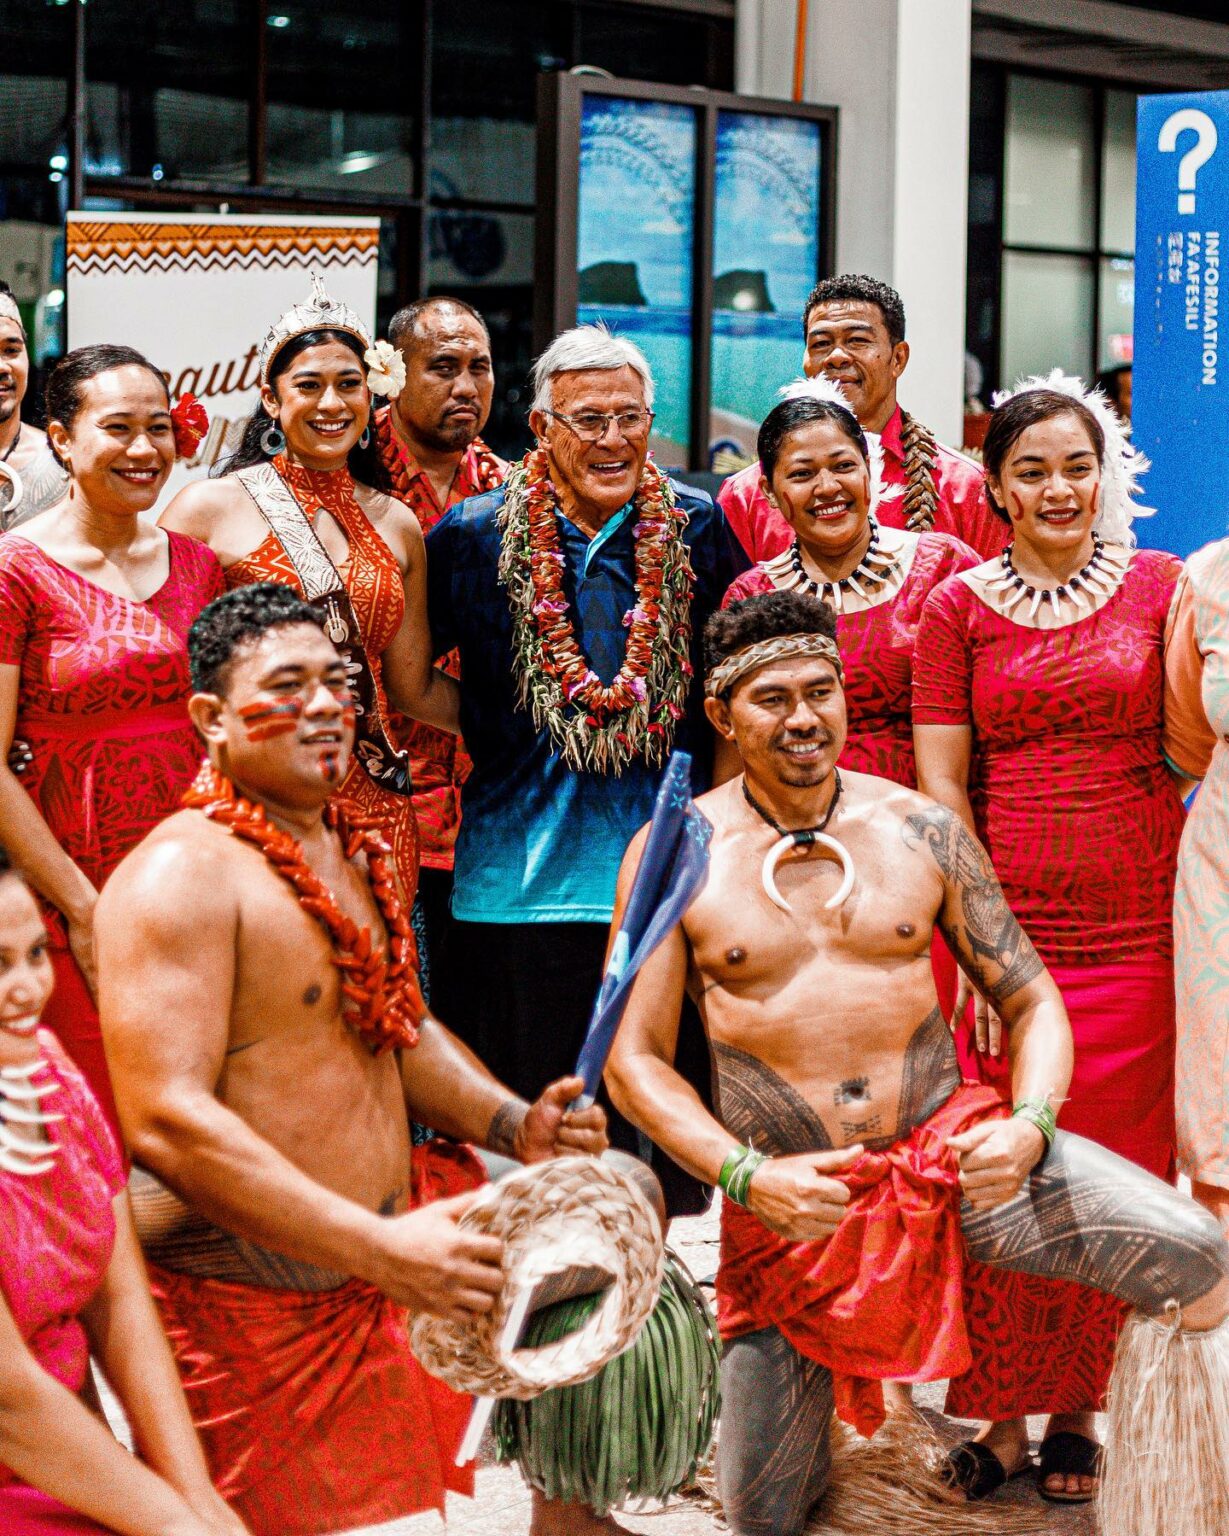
705, 632, 843, 698
0, 293, 22, 328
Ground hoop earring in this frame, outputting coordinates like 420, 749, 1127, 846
358, 427, 371, 450
260, 422, 286, 456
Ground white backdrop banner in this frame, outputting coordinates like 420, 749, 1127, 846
66, 212, 380, 496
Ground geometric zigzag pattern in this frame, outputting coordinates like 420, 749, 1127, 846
67, 221, 378, 276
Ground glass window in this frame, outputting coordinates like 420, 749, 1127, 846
575, 95, 698, 465
1004, 77, 1095, 251
1002, 251, 1094, 381
1101, 90, 1137, 256
264, 1, 421, 194
85, 0, 249, 184
1098, 255, 1135, 372
709, 110, 822, 465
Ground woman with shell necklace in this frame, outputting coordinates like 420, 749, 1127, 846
161, 278, 459, 911
0, 848, 247, 1536
913, 376, 1185, 1503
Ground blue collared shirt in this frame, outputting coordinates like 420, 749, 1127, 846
426, 479, 744, 923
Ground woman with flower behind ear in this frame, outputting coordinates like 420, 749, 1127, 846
160, 277, 460, 910
0, 345, 223, 1132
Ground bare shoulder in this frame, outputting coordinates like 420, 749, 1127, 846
99, 810, 243, 928
354, 482, 420, 561
159, 473, 250, 539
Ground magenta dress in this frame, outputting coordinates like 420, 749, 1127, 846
0, 1031, 125, 1533
913, 547, 1184, 1418
0, 533, 224, 1132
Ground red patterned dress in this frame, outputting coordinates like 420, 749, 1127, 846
913, 547, 1184, 1417
223, 456, 420, 906
0, 533, 224, 1132
723, 531, 978, 784
373, 408, 505, 871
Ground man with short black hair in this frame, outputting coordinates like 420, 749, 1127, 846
374, 295, 507, 980
719, 273, 1005, 562
0, 279, 68, 528
97, 582, 609, 1536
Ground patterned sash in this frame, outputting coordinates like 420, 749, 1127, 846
235, 462, 411, 798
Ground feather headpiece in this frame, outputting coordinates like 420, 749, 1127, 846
776, 376, 896, 519
991, 369, 1151, 546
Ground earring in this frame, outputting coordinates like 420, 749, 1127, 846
358, 427, 371, 450
260, 422, 286, 456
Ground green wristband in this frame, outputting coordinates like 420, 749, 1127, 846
718, 1145, 767, 1208
1012, 1097, 1057, 1148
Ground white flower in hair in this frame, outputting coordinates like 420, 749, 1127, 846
991, 368, 1152, 546
776, 376, 897, 517
365, 339, 406, 399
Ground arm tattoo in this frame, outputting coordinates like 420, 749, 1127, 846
487, 1098, 528, 1158
903, 807, 1044, 1008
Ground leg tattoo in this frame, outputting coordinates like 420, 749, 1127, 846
712, 1041, 833, 1156
962, 1130, 1229, 1313
896, 1005, 961, 1140
718, 1327, 834, 1536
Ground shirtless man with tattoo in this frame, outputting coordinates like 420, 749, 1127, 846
94, 584, 610, 1536
605, 590, 1229, 1536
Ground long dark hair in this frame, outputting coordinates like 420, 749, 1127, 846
44, 344, 170, 469
982, 390, 1105, 522
215, 328, 391, 493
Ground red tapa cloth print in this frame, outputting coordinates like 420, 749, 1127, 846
723, 531, 978, 784
717, 1081, 1008, 1436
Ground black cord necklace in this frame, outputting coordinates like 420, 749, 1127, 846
1, 425, 21, 464
742, 770, 843, 842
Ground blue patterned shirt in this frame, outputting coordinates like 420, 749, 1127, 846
426, 479, 744, 923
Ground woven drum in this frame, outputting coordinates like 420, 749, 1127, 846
410, 1155, 665, 1400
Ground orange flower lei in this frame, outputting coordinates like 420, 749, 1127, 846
497, 447, 695, 773
182, 763, 423, 1053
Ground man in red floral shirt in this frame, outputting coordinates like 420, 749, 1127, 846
374, 297, 507, 985
719, 274, 1006, 563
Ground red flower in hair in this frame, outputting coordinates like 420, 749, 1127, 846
171, 393, 209, 459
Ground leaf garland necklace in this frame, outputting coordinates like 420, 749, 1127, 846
497, 447, 695, 774
182, 762, 424, 1053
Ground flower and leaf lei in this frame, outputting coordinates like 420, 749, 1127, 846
497, 447, 695, 774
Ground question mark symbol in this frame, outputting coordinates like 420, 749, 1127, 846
1158, 109, 1218, 215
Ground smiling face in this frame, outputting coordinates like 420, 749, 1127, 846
395, 306, 493, 454
987, 412, 1102, 557
263, 339, 370, 470
709, 654, 847, 790
46, 364, 174, 514
529, 364, 651, 527
803, 300, 908, 432
0, 874, 53, 1058
764, 417, 872, 563
0, 319, 28, 431
191, 622, 356, 812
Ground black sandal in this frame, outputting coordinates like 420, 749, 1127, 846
1036, 1431, 1103, 1504
943, 1440, 1033, 1501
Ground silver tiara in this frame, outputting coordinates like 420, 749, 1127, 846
258, 272, 371, 384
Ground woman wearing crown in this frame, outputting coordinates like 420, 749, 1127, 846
161, 278, 458, 911
913, 375, 1185, 1503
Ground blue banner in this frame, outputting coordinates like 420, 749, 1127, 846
574, 752, 712, 1100
1135, 91, 1229, 556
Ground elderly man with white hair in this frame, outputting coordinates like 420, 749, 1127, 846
424, 324, 743, 1224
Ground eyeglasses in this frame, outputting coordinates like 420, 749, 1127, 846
544, 407, 655, 442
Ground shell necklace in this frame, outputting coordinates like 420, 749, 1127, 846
742, 775, 856, 914
764, 517, 901, 614
0, 1056, 63, 1176
983, 535, 1129, 622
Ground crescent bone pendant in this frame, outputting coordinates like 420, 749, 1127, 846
762, 829, 856, 913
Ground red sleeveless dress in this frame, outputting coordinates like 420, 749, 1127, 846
224, 457, 420, 905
